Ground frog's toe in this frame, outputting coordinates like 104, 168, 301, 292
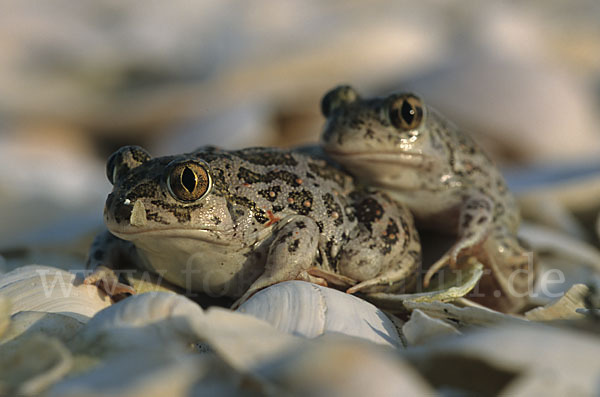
424, 243, 471, 287
347, 274, 405, 295
84, 265, 136, 298
297, 270, 329, 287
108, 282, 136, 297
346, 279, 379, 294
230, 295, 248, 310
347, 276, 404, 295
423, 255, 451, 288
307, 267, 356, 289
231, 278, 278, 310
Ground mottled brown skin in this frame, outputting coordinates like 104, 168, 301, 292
86, 145, 421, 307
320, 86, 535, 313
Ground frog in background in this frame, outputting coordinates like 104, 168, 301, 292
320, 85, 535, 312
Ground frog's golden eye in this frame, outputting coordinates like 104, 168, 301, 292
388, 94, 424, 131
167, 161, 212, 202
107, 145, 151, 185
321, 85, 359, 118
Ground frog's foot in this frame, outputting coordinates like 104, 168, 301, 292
423, 252, 453, 288
424, 195, 494, 287
231, 283, 267, 310
346, 250, 420, 295
85, 230, 140, 298
299, 271, 329, 287
347, 262, 417, 295
84, 265, 136, 297
230, 270, 328, 310
423, 246, 480, 288
307, 267, 356, 289
470, 236, 536, 312
347, 279, 385, 295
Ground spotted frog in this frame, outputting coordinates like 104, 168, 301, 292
86, 145, 420, 307
320, 86, 535, 312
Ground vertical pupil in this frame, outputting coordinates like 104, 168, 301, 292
181, 167, 197, 192
401, 100, 415, 124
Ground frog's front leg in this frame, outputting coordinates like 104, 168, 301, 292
231, 216, 322, 309
84, 230, 137, 298
423, 194, 494, 287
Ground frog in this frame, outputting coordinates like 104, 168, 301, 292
85, 145, 421, 308
319, 85, 535, 313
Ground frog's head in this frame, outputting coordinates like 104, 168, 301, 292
320, 85, 450, 190
103, 146, 234, 243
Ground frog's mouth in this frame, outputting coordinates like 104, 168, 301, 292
325, 149, 431, 168
108, 226, 235, 246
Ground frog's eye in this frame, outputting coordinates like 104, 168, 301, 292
388, 94, 424, 131
321, 85, 359, 118
107, 146, 151, 185
167, 161, 212, 202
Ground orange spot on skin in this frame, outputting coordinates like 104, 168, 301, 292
296, 178, 303, 185
265, 210, 281, 227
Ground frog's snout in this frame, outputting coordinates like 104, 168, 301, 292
106, 193, 130, 224
107, 194, 147, 227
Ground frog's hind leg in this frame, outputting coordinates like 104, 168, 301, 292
423, 194, 494, 287
231, 216, 320, 309
346, 251, 419, 294
338, 193, 421, 295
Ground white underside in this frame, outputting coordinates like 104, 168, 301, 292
112, 229, 259, 298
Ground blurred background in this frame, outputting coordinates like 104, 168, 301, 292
2, 0, 600, 279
